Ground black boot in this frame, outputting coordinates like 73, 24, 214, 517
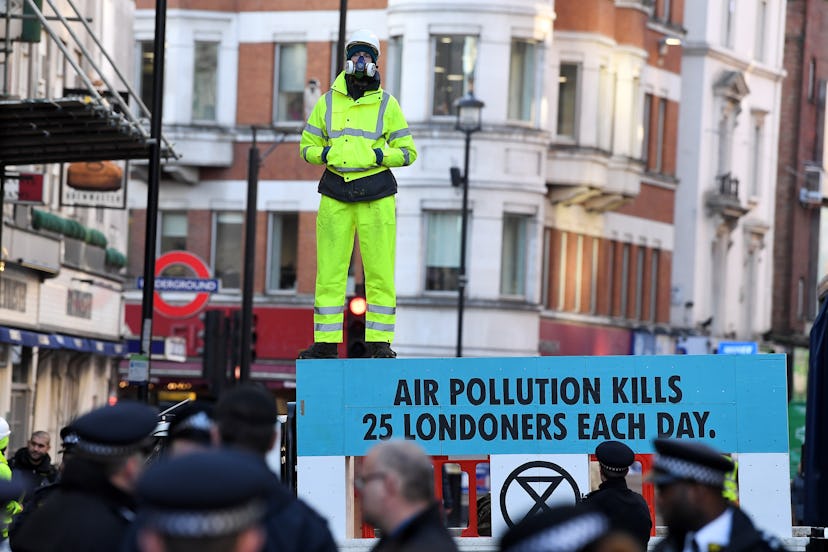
298, 342, 338, 359
368, 342, 397, 358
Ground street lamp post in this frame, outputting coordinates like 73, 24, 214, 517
453, 92, 484, 358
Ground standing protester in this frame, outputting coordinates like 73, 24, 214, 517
9, 426, 78, 540
652, 438, 787, 552
499, 503, 641, 552
10, 402, 158, 552
8, 431, 58, 497
0, 418, 21, 543
581, 440, 652, 548
298, 28, 418, 359
212, 384, 338, 552
359, 440, 458, 552
134, 449, 270, 552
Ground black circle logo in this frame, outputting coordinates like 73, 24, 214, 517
499, 460, 582, 527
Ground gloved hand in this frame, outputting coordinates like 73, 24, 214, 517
322, 146, 331, 163
374, 148, 384, 166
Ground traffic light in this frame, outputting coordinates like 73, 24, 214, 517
250, 313, 258, 363
200, 310, 227, 394
346, 296, 368, 358
230, 310, 242, 381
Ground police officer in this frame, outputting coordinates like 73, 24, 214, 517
10, 401, 158, 552
0, 417, 21, 543
134, 449, 270, 552
581, 440, 652, 548
500, 503, 641, 552
164, 400, 214, 458
652, 438, 787, 552
213, 384, 338, 552
298, 28, 418, 360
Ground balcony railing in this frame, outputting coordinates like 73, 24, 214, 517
705, 172, 749, 225
717, 172, 740, 198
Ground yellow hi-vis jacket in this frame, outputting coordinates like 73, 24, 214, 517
300, 73, 417, 184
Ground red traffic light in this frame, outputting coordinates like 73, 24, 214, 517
349, 296, 367, 316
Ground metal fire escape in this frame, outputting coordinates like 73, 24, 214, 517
0, 0, 176, 165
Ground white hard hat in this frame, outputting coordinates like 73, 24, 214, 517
346, 29, 381, 61
0, 417, 9, 440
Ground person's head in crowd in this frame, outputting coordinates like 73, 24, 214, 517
166, 401, 214, 458
213, 384, 278, 456
596, 440, 635, 481
135, 449, 269, 552
69, 401, 158, 492
500, 503, 642, 552
651, 438, 734, 534
25, 431, 50, 464
357, 440, 435, 534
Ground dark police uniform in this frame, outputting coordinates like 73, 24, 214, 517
651, 438, 788, 552
10, 401, 157, 552
371, 503, 459, 552
581, 440, 652, 548
134, 449, 270, 549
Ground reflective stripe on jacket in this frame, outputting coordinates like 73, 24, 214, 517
300, 72, 417, 182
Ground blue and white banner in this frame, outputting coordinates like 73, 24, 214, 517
297, 355, 788, 457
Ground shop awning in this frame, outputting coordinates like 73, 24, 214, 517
0, 326, 125, 356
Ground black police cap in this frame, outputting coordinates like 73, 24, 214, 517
168, 400, 214, 444
500, 504, 611, 552
596, 440, 635, 474
71, 401, 158, 459
652, 438, 734, 487
136, 449, 270, 538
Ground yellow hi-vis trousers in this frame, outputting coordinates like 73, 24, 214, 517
314, 195, 396, 343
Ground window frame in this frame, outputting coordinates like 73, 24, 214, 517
211, 211, 244, 292
507, 38, 539, 125
556, 62, 580, 141
272, 42, 308, 124
500, 213, 529, 297
431, 34, 479, 119
424, 211, 463, 293
265, 212, 299, 293
192, 40, 220, 123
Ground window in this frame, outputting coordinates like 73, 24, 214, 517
425, 212, 462, 291
542, 228, 552, 308
597, 66, 614, 151
501, 214, 528, 296
330, 41, 340, 85
723, 0, 735, 48
432, 35, 478, 116
508, 40, 537, 123
649, 250, 659, 322
750, 116, 764, 197
213, 212, 243, 290
160, 211, 187, 254
557, 232, 568, 310
267, 213, 299, 291
808, 58, 817, 102
139, 41, 154, 115
387, 36, 403, 100
275, 43, 307, 122
589, 239, 598, 314
634, 247, 645, 320
755, 0, 767, 63
619, 243, 630, 317
661, 0, 672, 23
641, 93, 652, 163
654, 98, 666, 173
159, 211, 188, 277
557, 63, 579, 139
192, 41, 219, 121
573, 235, 583, 311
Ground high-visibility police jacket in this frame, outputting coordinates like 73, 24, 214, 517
300, 72, 417, 201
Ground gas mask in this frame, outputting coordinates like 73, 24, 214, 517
345, 55, 376, 79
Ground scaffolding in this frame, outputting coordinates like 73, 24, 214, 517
0, 0, 176, 165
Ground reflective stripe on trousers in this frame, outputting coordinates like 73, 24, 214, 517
314, 195, 396, 343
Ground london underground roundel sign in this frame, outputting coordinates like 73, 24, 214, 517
152, 251, 217, 318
